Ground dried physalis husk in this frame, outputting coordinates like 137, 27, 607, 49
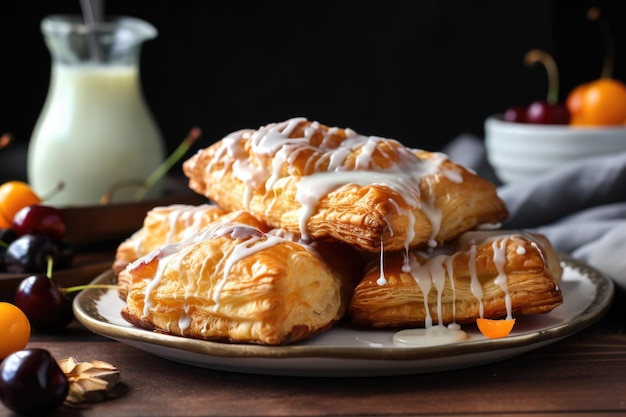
57, 357, 120, 404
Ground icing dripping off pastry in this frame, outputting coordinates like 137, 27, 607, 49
376, 239, 387, 286
362, 231, 560, 345
197, 117, 465, 252
387, 231, 557, 345
115, 118, 566, 347
491, 237, 513, 320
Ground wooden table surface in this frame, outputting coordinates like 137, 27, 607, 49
2, 250, 625, 417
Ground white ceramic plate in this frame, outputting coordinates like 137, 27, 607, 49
74, 256, 614, 377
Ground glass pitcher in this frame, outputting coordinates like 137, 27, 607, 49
28, 15, 165, 206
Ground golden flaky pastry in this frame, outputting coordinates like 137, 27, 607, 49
183, 117, 508, 253
121, 218, 352, 345
349, 230, 563, 328
114, 206, 266, 300
113, 204, 227, 276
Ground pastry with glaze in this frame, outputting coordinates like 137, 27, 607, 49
114, 205, 267, 298
349, 230, 564, 328
120, 218, 351, 345
113, 204, 227, 275
182, 117, 509, 253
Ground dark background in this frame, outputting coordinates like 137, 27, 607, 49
1, 0, 625, 182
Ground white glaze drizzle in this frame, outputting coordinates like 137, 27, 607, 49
211, 233, 286, 311
130, 212, 298, 320
429, 254, 448, 328
408, 252, 433, 328
492, 237, 513, 320
129, 204, 224, 257
201, 118, 460, 253
178, 305, 191, 333
383, 231, 539, 345
468, 244, 483, 318
393, 327, 468, 347
163, 204, 217, 241
531, 241, 546, 265
376, 239, 387, 286
462, 231, 538, 320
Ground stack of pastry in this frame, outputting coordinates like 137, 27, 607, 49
115, 117, 563, 345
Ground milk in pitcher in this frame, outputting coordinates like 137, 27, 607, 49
29, 64, 164, 206
28, 15, 165, 206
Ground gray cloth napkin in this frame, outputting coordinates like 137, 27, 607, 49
444, 134, 626, 290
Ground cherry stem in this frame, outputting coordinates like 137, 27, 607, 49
40, 181, 65, 202
61, 284, 120, 295
99, 127, 202, 205
46, 255, 54, 279
587, 7, 614, 79
524, 49, 560, 105
44, 254, 119, 294
133, 127, 202, 201
99, 180, 145, 205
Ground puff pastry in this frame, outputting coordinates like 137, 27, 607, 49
113, 204, 227, 275
120, 218, 350, 345
349, 230, 563, 328
183, 117, 509, 253
114, 205, 268, 299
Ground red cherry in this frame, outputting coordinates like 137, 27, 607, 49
12, 205, 66, 242
525, 101, 571, 125
503, 105, 528, 123
14, 273, 74, 332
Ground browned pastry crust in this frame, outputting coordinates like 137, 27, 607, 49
114, 205, 266, 299
183, 118, 508, 253
113, 204, 227, 276
349, 230, 563, 328
121, 219, 349, 345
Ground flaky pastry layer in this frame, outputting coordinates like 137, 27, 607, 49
349, 230, 563, 328
183, 117, 508, 252
113, 204, 227, 276
121, 220, 348, 345
114, 206, 268, 300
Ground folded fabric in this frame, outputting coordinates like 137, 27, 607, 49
444, 134, 626, 290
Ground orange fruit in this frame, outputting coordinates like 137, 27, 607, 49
0, 302, 31, 359
476, 318, 516, 339
567, 78, 626, 126
0, 181, 42, 228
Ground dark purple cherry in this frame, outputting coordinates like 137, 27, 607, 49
12, 205, 66, 242
0, 227, 18, 245
0, 228, 16, 272
4, 235, 59, 273
14, 273, 74, 332
0, 248, 6, 272
0, 348, 69, 416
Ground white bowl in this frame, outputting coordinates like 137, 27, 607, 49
484, 115, 626, 184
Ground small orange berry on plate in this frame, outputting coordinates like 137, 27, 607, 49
476, 318, 516, 339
